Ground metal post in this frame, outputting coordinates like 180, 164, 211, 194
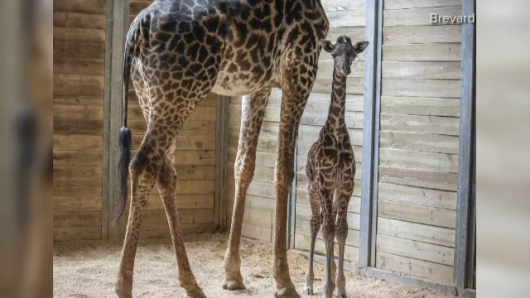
454, 0, 476, 294
359, 0, 383, 268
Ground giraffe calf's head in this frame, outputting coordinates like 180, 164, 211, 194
320, 36, 369, 76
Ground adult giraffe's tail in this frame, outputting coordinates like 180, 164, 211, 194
114, 13, 145, 223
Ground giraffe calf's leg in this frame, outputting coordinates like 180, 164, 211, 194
335, 190, 352, 298
304, 187, 321, 295
303, 215, 319, 295
335, 226, 348, 298
158, 160, 205, 298
321, 219, 336, 298
317, 185, 336, 298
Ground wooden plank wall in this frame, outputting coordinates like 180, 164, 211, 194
128, 1, 218, 238
53, 0, 107, 241
293, 0, 366, 264
374, 0, 462, 285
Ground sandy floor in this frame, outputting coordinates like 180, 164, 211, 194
54, 233, 455, 298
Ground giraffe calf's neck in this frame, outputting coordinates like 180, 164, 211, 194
325, 68, 348, 136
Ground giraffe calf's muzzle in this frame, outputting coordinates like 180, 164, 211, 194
338, 67, 351, 76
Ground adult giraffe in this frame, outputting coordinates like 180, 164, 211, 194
114, 0, 329, 297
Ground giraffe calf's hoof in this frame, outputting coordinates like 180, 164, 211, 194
275, 287, 302, 298
222, 280, 246, 291
336, 293, 347, 298
303, 287, 313, 295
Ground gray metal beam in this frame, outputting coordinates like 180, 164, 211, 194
359, 0, 383, 268
370, 0, 384, 267
462, 288, 476, 298
454, 0, 476, 293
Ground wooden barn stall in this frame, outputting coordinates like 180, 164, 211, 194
53, 0, 476, 297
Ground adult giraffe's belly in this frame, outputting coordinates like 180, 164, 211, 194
211, 70, 271, 97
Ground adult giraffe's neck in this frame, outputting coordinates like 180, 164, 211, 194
325, 68, 347, 135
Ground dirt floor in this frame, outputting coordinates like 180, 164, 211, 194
53, 233, 455, 298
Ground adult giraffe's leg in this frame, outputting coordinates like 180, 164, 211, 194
224, 89, 271, 291
157, 142, 205, 298
272, 57, 322, 296
116, 86, 210, 297
334, 189, 353, 298
115, 129, 166, 298
273, 83, 313, 298
304, 185, 321, 295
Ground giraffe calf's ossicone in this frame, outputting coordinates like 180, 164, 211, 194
304, 36, 368, 298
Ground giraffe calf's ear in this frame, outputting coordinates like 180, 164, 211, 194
354, 41, 369, 54
320, 40, 334, 53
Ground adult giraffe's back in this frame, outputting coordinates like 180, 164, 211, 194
115, 0, 329, 297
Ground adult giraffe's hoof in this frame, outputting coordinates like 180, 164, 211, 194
222, 280, 246, 291
184, 284, 207, 298
115, 278, 132, 298
114, 289, 132, 298
186, 288, 207, 298
303, 286, 313, 295
336, 293, 347, 298
275, 287, 301, 298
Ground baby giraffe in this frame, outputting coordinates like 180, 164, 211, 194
303, 36, 369, 298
